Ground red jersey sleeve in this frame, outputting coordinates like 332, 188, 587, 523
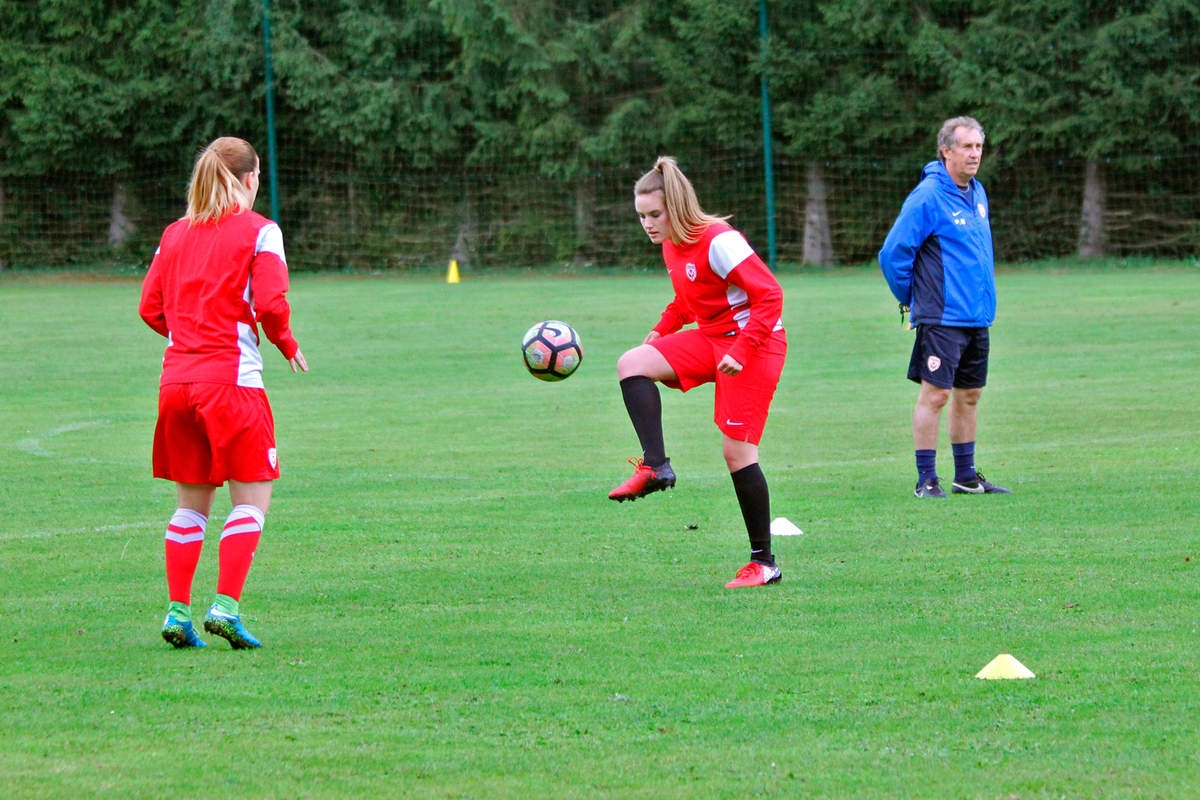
652, 295, 694, 337
139, 243, 169, 338
724, 251, 783, 366
249, 224, 299, 360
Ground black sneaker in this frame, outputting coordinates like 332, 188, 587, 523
952, 472, 1011, 494
914, 477, 947, 498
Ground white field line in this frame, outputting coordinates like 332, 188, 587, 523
0, 520, 160, 542
16, 420, 108, 457
15, 418, 142, 466
767, 427, 1194, 474
4, 427, 1188, 539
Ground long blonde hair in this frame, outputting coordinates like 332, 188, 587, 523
185, 137, 258, 224
634, 156, 729, 245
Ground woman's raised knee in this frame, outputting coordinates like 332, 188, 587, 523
617, 345, 657, 380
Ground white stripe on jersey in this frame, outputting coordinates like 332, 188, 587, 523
256, 223, 287, 263
236, 320, 265, 388
729, 306, 784, 332
708, 230, 754, 279
726, 285, 750, 328
237, 274, 265, 388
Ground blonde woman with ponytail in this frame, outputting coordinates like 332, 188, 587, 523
140, 137, 308, 649
609, 156, 788, 589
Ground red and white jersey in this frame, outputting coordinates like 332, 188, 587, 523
652, 223, 784, 366
139, 209, 299, 389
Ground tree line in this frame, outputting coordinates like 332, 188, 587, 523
1, 0, 1197, 270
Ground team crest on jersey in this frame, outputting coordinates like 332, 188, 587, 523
268, 447, 277, 468
977, 203, 987, 218
927, 355, 942, 372
685, 262, 697, 282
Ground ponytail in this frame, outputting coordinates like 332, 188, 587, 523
185, 137, 258, 224
634, 156, 728, 245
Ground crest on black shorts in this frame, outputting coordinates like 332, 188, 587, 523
927, 355, 942, 372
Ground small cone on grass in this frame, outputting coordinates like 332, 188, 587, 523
975, 653, 1035, 680
446, 259, 460, 284
769, 517, 803, 537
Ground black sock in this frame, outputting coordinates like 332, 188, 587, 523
731, 463, 772, 565
620, 376, 667, 467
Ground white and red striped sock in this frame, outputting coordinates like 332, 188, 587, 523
164, 508, 207, 606
216, 504, 264, 602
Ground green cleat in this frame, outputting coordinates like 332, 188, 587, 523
162, 614, 206, 648
203, 606, 262, 649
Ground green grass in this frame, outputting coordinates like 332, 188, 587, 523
1, 264, 1198, 798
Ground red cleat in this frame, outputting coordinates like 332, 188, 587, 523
608, 457, 676, 502
724, 561, 782, 588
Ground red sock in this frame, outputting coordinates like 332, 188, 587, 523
217, 505, 264, 601
164, 508, 207, 605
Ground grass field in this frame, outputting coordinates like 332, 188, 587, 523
1, 263, 1198, 798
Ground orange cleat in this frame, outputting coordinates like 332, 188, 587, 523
608, 457, 676, 502
724, 561, 782, 588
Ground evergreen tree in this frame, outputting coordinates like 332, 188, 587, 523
431, 0, 661, 262
960, 0, 1200, 257
769, 0, 964, 263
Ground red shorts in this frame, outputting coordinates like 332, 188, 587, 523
651, 327, 787, 444
153, 382, 280, 485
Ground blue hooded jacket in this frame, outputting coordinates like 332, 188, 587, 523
878, 160, 996, 327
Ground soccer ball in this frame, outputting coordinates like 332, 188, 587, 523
521, 320, 583, 381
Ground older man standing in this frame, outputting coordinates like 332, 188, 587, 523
878, 116, 1011, 498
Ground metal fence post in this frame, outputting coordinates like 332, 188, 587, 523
759, 0, 777, 271
262, 0, 280, 223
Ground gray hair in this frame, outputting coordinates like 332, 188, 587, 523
937, 116, 985, 161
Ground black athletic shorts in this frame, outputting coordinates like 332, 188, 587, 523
907, 324, 989, 389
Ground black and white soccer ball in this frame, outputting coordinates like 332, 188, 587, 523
521, 320, 583, 382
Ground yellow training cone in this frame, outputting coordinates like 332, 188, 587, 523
975, 653, 1035, 680
446, 259, 460, 284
